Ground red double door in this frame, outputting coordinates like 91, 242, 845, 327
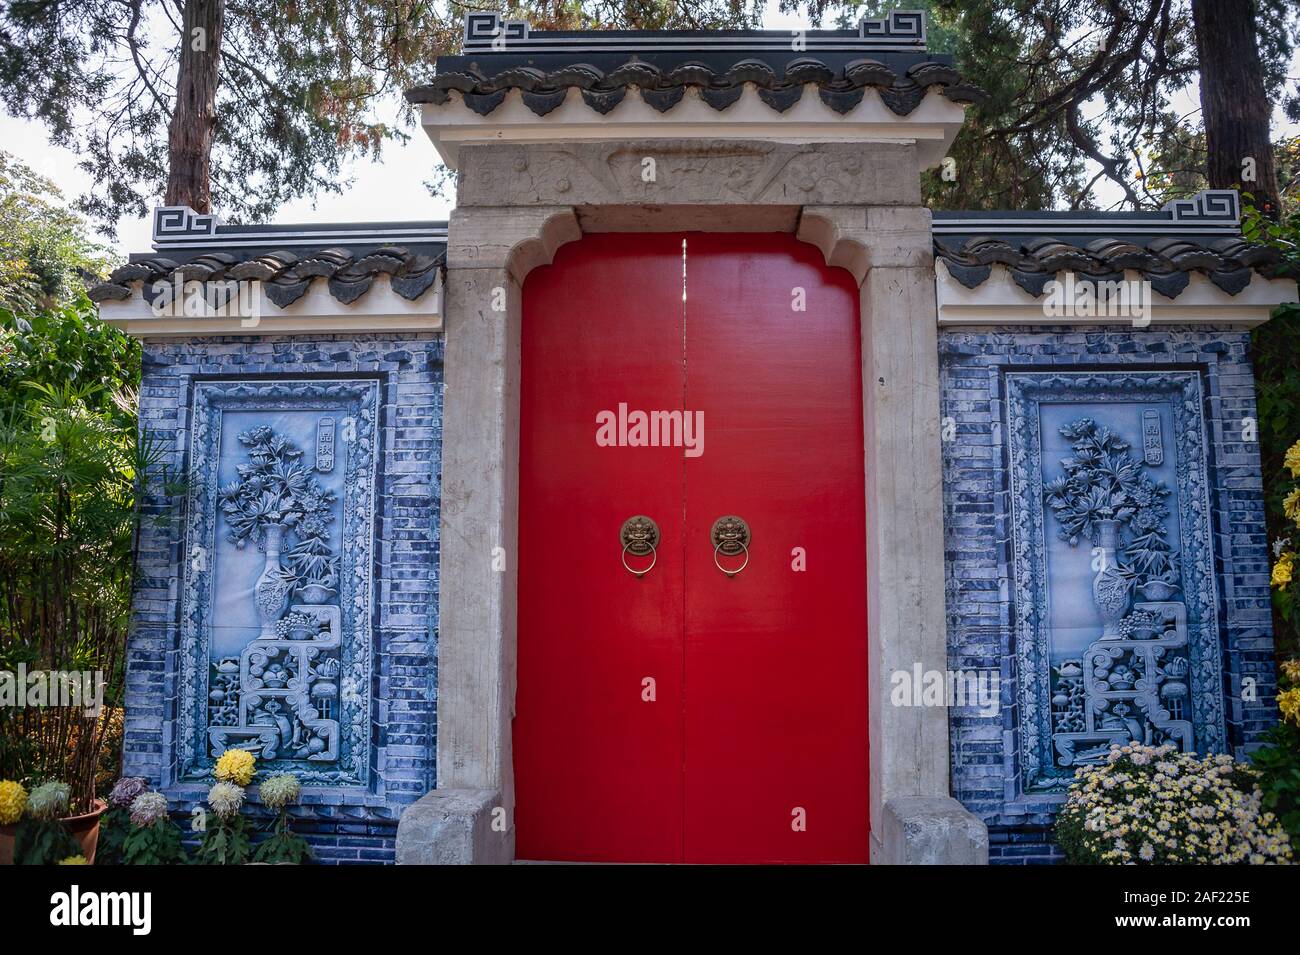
516, 234, 869, 863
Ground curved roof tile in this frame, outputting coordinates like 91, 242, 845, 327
934, 231, 1285, 299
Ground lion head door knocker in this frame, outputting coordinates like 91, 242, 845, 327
711, 515, 751, 577
620, 515, 660, 578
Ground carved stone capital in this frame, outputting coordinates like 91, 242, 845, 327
447, 206, 581, 284
798, 205, 934, 285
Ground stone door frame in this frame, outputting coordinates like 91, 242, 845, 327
395, 138, 988, 864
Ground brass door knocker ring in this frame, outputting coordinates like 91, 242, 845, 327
711, 515, 751, 577
620, 515, 660, 578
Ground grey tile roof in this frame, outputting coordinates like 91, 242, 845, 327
89, 209, 446, 309
932, 192, 1292, 299
934, 235, 1285, 299
90, 246, 444, 309
407, 12, 983, 117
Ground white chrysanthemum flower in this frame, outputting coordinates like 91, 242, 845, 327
207, 781, 246, 820
129, 791, 170, 827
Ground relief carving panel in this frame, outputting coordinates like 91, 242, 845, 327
1006, 371, 1226, 793
179, 379, 380, 786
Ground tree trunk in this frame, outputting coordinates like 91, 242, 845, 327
164, 0, 226, 212
1191, 0, 1280, 216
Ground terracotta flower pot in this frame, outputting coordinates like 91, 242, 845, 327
66, 799, 108, 864
0, 824, 14, 865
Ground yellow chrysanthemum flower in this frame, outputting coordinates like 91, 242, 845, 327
1285, 439, 1300, 479
0, 779, 27, 826
214, 748, 256, 786
1273, 553, 1295, 590
0, 780, 27, 825
1286, 488, 1300, 524
1280, 659, 1300, 684
57, 855, 87, 865
1279, 688, 1300, 726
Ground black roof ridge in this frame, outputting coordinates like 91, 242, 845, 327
150, 206, 448, 253
459, 9, 929, 51
932, 190, 1241, 239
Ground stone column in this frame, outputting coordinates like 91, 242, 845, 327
398, 206, 578, 864
800, 205, 988, 863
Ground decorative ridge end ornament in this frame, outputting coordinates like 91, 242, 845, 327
1162, 189, 1240, 224
154, 205, 222, 241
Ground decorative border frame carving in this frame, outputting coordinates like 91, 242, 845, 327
179, 378, 381, 787
1005, 370, 1226, 794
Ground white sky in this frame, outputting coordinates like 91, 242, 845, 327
0, 1, 1295, 251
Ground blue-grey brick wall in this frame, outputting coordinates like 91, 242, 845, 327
123, 334, 442, 864
939, 326, 1277, 865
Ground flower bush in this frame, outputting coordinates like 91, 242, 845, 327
119, 788, 186, 865
108, 776, 148, 809
95, 775, 151, 865
208, 781, 246, 820
258, 773, 301, 811
254, 773, 312, 864
128, 791, 169, 828
13, 779, 79, 864
196, 764, 253, 865
214, 748, 256, 786
1270, 438, 1300, 606
0, 779, 26, 824
1056, 744, 1292, 864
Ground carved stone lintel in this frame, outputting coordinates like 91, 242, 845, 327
454, 140, 922, 210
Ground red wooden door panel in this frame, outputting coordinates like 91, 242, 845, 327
515, 234, 687, 863
682, 233, 869, 863
516, 233, 869, 863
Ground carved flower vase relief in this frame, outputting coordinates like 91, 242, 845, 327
254, 522, 293, 637
218, 426, 338, 622
1092, 518, 1129, 640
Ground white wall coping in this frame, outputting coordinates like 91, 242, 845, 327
96, 274, 443, 337
420, 84, 966, 170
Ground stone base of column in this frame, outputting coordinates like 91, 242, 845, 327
395, 789, 512, 865
876, 796, 989, 865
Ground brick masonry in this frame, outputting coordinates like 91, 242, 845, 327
940, 325, 1278, 864
123, 334, 443, 864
